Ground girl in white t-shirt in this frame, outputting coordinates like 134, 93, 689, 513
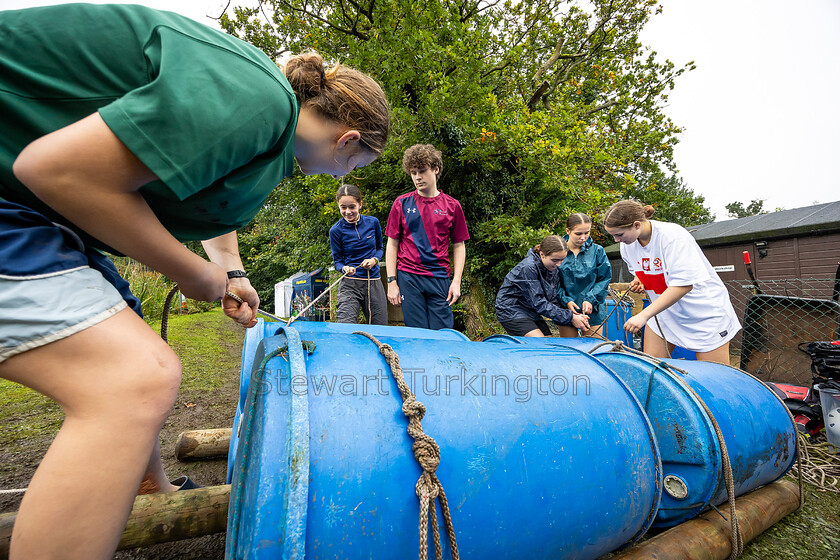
603, 200, 740, 364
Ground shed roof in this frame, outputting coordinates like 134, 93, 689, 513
605, 199, 840, 256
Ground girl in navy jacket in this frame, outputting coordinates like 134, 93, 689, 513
495, 235, 591, 336
329, 184, 388, 324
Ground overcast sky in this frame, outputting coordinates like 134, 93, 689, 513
7, 0, 839, 222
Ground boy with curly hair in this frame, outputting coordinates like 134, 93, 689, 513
385, 144, 469, 329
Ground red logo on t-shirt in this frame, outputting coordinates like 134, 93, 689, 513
641, 258, 650, 271
636, 271, 667, 295
653, 258, 662, 269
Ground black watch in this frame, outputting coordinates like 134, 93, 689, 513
387, 276, 397, 283
227, 269, 248, 279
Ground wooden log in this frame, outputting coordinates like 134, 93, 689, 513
612, 479, 801, 560
174, 428, 232, 461
0, 513, 13, 559
1, 480, 799, 558
0, 485, 230, 559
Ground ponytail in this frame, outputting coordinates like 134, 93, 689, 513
284, 52, 390, 155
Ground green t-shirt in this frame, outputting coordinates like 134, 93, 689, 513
0, 3, 298, 248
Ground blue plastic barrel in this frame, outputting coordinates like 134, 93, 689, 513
226, 325, 662, 559
481, 335, 797, 526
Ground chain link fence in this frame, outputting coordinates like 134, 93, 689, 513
724, 278, 840, 386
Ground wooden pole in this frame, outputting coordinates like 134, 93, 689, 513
0, 485, 230, 559
174, 428, 232, 461
612, 479, 801, 560
0, 513, 12, 559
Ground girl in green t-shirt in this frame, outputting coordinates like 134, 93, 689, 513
0, 4, 389, 558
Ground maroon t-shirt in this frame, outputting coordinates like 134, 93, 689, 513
385, 191, 469, 277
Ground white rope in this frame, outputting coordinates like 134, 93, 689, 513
0, 488, 26, 494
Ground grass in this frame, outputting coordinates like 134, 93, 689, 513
146, 307, 240, 392
0, 382, 63, 449
112, 257, 176, 322
741, 479, 840, 559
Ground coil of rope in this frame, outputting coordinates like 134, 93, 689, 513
788, 433, 840, 492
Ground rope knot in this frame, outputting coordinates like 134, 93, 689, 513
413, 437, 441, 473
402, 397, 426, 420
353, 330, 459, 560
416, 473, 440, 500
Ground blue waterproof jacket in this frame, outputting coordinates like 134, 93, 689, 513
329, 214, 384, 279
495, 248, 574, 325
557, 236, 612, 325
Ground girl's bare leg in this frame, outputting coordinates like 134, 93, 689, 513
642, 327, 675, 358
555, 325, 579, 338
0, 308, 181, 560
695, 342, 731, 365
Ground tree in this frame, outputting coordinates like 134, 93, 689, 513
726, 199, 767, 219
624, 172, 714, 224
222, 0, 709, 335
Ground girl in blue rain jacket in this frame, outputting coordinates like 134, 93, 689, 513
556, 213, 612, 337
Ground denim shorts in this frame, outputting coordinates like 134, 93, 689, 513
0, 201, 138, 364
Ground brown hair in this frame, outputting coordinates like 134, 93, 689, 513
402, 144, 443, 176
534, 235, 567, 256
566, 212, 592, 230
284, 52, 390, 155
335, 184, 363, 203
603, 200, 656, 229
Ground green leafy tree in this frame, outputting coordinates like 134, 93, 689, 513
222, 0, 709, 335
624, 172, 714, 224
726, 199, 767, 219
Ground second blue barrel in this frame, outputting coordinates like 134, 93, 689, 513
483, 335, 797, 526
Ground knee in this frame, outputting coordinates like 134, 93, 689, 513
108, 345, 182, 427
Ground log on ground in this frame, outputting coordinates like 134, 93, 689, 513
174, 428, 232, 460
612, 479, 801, 560
0, 484, 230, 559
